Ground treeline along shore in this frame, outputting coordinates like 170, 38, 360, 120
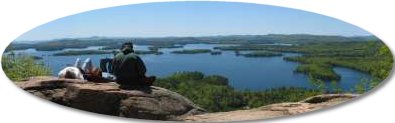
52, 50, 163, 56
5, 34, 390, 83
6, 34, 376, 51
215, 41, 392, 82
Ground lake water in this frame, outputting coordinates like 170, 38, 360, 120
9, 44, 372, 91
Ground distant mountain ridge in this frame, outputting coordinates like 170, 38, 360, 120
7, 34, 378, 51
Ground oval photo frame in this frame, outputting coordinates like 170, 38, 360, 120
2, 1, 393, 122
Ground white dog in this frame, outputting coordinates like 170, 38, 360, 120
58, 67, 85, 80
58, 58, 93, 81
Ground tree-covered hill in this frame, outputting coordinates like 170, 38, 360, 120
6, 34, 377, 51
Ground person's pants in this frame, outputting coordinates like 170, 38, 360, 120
74, 58, 93, 73
100, 58, 113, 73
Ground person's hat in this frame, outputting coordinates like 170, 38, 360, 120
122, 42, 133, 48
121, 42, 134, 53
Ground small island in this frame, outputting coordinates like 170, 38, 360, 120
210, 51, 222, 55
99, 46, 118, 50
171, 49, 212, 54
135, 50, 164, 55
99, 44, 184, 51
294, 63, 341, 81
148, 45, 184, 51
53, 50, 112, 56
53, 50, 162, 56
240, 51, 282, 57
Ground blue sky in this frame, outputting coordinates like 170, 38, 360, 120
16, 1, 372, 41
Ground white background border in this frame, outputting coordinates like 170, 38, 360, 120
1, 0, 394, 123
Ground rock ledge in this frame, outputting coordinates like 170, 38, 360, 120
181, 93, 358, 122
17, 76, 205, 120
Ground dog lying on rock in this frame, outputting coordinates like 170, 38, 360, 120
58, 58, 102, 81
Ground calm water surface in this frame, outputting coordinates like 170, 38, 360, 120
10, 44, 371, 90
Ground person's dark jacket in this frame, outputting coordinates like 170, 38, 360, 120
112, 51, 146, 86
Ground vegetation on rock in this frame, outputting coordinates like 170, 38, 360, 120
2, 54, 51, 81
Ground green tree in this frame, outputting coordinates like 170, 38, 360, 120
154, 71, 321, 112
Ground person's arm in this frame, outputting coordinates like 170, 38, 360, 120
136, 56, 146, 77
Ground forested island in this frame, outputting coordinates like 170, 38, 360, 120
215, 41, 392, 82
171, 49, 212, 54
52, 50, 162, 56
6, 34, 377, 52
5, 34, 390, 83
53, 50, 113, 56
239, 51, 283, 57
5, 35, 391, 83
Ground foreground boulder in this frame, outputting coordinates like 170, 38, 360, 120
182, 94, 358, 122
17, 76, 205, 120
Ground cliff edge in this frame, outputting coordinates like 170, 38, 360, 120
181, 94, 358, 122
16, 76, 357, 121
16, 76, 205, 120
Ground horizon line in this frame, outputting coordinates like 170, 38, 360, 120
14, 33, 375, 42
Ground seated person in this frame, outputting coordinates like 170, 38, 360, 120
112, 42, 156, 88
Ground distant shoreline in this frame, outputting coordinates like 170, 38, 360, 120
14, 34, 376, 43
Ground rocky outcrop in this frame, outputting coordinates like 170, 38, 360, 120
181, 94, 358, 122
17, 76, 205, 120
16, 76, 358, 122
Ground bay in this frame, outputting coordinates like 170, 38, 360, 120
9, 44, 371, 91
